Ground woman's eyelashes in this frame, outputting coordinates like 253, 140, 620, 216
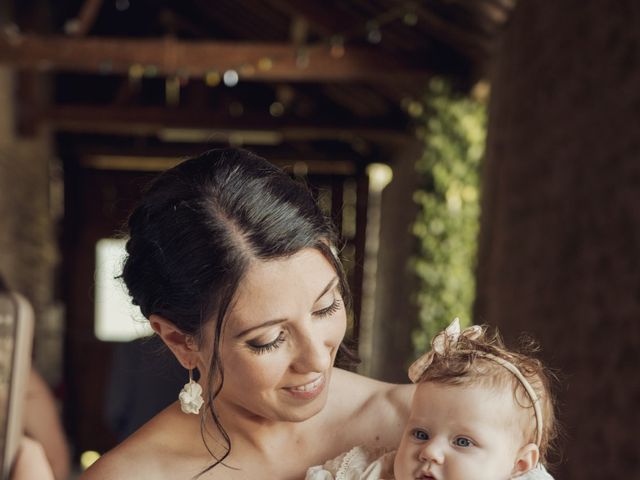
313, 297, 341, 318
248, 331, 286, 354
246, 298, 342, 354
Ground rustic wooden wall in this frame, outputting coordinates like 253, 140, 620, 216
475, 1, 640, 477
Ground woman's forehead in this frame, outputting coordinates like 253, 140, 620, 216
229, 249, 337, 322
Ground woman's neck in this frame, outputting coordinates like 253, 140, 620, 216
209, 397, 318, 456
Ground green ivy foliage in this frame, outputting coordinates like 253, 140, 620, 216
411, 78, 487, 354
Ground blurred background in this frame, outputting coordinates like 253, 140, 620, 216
0, 0, 638, 478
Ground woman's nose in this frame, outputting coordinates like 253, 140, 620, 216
418, 440, 445, 465
291, 324, 332, 373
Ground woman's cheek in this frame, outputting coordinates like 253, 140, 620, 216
332, 310, 348, 347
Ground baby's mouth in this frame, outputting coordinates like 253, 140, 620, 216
416, 472, 436, 480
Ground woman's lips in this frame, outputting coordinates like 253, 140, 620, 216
283, 375, 325, 400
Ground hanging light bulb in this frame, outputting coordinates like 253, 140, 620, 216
223, 70, 239, 87
205, 70, 221, 87
128, 64, 144, 80
258, 57, 273, 71
366, 21, 382, 44
269, 102, 285, 117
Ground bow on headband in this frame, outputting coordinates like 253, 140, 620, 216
408, 317, 482, 383
407, 317, 543, 448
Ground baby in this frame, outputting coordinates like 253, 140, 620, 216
306, 319, 557, 480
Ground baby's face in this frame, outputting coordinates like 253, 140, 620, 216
394, 382, 525, 480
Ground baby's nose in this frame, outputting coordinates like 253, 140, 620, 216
418, 440, 445, 465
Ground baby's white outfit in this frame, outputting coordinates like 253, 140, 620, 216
305, 445, 555, 480
305, 446, 394, 480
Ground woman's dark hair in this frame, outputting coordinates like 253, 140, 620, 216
121, 148, 352, 475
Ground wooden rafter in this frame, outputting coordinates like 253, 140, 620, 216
46, 105, 411, 144
0, 33, 431, 82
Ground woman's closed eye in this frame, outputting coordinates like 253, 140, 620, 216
313, 297, 342, 318
247, 331, 286, 354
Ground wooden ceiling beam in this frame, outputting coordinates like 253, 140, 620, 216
45, 105, 411, 145
0, 33, 431, 82
78, 153, 361, 175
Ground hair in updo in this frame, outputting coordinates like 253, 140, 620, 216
121, 148, 351, 473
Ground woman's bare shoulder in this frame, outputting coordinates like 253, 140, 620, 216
327, 368, 415, 447
331, 367, 415, 408
81, 438, 153, 480
81, 403, 203, 480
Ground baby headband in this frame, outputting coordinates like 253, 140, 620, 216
408, 318, 543, 447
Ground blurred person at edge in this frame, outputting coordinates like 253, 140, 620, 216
0, 274, 69, 480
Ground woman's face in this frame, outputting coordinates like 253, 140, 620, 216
198, 248, 347, 423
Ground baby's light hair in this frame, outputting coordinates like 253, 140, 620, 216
415, 325, 558, 465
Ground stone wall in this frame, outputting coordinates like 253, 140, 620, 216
475, 1, 640, 477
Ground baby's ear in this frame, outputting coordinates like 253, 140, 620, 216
511, 443, 540, 477
149, 314, 199, 369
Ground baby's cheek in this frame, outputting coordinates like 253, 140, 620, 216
393, 441, 413, 480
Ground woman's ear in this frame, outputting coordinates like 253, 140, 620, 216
149, 314, 198, 369
511, 443, 540, 477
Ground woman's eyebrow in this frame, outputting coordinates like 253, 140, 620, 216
234, 276, 339, 339
235, 318, 287, 339
314, 276, 339, 303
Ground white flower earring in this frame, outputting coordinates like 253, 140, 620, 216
179, 368, 204, 415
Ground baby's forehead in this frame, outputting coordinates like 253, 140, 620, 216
411, 381, 532, 439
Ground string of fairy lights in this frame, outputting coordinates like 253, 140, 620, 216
0, 0, 434, 116
87, 0, 426, 113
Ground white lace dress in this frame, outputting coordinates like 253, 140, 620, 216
305, 445, 555, 480
305, 446, 394, 480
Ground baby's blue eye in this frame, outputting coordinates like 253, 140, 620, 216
411, 429, 429, 441
454, 437, 473, 447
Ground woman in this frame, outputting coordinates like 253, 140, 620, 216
83, 148, 414, 479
